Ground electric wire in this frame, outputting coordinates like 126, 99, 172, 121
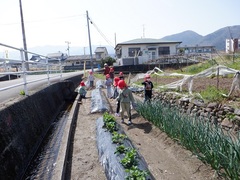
87, 15, 115, 48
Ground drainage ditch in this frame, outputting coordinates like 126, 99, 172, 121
22, 102, 73, 180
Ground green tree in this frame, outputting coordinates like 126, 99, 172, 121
100, 57, 116, 67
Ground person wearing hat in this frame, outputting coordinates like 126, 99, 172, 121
105, 74, 113, 98
103, 63, 110, 75
88, 70, 95, 90
113, 77, 120, 116
78, 81, 87, 104
119, 71, 124, 80
142, 74, 154, 103
116, 80, 135, 125
109, 66, 114, 81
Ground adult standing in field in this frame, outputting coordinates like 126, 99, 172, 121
103, 63, 110, 75
142, 74, 154, 103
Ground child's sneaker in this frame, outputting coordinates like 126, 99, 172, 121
121, 119, 124, 123
128, 120, 132, 125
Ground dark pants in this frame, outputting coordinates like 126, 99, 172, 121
144, 91, 152, 103
79, 94, 86, 102
116, 100, 120, 113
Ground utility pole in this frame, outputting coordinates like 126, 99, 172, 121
65, 41, 71, 56
19, 0, 29, 70
142, 24, 145, 38
86, 10, 93, 72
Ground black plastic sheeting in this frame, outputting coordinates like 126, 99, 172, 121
91, 88, 110, 113
96, 117, 155, 180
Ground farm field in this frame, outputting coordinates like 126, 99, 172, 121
67, 86, 223, 180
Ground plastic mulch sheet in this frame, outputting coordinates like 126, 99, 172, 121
96, 117, 154, 180
91, 88, 110, 113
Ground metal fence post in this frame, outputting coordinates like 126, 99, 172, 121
47, 58, 50, 85
20, 48, 28, 96
59, 59, 62, 81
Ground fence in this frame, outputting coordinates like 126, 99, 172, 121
0, 43, 63, 96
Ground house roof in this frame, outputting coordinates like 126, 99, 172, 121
66, 55, 96, 61
94, 47, 108, 53
116, 38, 182, 48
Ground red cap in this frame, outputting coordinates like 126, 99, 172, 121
114, 77, 120, 86
80, 81, 85, 86
89, 71, 93, 75
118, 80, 126, 89
145, 74, 150, 78
106, 74, 110, 78
119, 72, 123, 76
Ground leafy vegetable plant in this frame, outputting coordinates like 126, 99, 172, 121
115, 145, 128, 155
125, 166, 149, 180
120, 148, 138, 169
112, 132, 127, 144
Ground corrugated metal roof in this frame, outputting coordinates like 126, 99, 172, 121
116, 38, 182, 46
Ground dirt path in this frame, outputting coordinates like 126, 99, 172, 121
69, 87, 220, 180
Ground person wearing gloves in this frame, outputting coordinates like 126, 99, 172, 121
78, 81, 87, 104
117, 80, 135, 125
142, 74, 154, 103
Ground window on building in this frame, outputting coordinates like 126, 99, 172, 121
76, 62, 80, 64
148, 47, 156, 51
128, 48, 141, 57
158, 47, 170, 55
116, 49, 122, 58
96, 54, 101, 59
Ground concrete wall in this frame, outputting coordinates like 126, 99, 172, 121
0, 75, 82, 179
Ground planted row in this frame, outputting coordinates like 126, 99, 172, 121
136, 100, 240, 179
103, 112, 149, 180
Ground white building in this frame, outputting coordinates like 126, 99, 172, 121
115, 38, 182, 65
63, 47, 109, 69
177, 45, 215, 54
226, 38, 240, 53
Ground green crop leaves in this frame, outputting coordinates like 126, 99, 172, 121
136, 100, 240, 179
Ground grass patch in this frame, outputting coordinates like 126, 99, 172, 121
200, 86, 228, 103
94, 73, 105, 80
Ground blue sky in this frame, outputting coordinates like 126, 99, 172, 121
0, 0, 239, 53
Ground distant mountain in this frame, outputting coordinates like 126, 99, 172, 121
161, 30, 203, 45
160, 25, 240, 50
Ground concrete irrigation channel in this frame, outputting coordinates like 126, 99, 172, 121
0, 76, 82, 180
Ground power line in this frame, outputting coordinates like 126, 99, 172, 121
0, 14, 85, 26
87, 15, 115, 48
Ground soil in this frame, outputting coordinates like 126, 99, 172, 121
67, 79, 228, 180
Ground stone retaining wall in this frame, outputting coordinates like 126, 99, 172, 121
152, 92, 240, 132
